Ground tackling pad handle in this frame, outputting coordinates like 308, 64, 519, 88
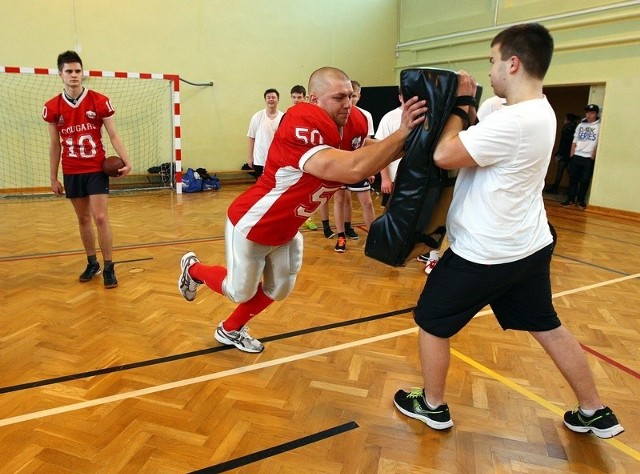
450, 107, 470, 129
454, 95, 478, 108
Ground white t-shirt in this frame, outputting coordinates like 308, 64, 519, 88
374, 107, 402, 180
572, 119, 600, 158
450, 97, 555, 264
477, 95, 507, 121
357, 106, 375, 136
247, 109, 284, 166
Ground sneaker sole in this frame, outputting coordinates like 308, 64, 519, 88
104, 282, 118, 289
393, 400, 454, 430
334, 248, 346, 253
178, 252, 198, 302
79, 269, 102, 282
214, 328, 263, 353
177, 278, 196, 301
177, 274, 196, 301
564, 421, 625, 438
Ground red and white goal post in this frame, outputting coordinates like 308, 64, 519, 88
0, 66, 182, 195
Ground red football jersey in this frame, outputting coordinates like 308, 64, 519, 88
228, 102, 368, 245
43, 89, 115, 175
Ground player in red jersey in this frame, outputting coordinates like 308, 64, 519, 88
178, 67, 426, 352
43, 51, 132, 288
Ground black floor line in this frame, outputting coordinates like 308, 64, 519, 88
0, 307, 414, 394
554, 252, 633, 276
189, 421, 359, 473
552, 224, 640, 247
3, 247, 636, 395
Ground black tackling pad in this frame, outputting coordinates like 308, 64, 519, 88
365, 68, 481, 267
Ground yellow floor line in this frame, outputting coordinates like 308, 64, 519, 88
451, 348, 640, 460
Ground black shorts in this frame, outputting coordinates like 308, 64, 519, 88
341, 179, 371, 192
64, 172, 109, 199
414, 244, 560, 338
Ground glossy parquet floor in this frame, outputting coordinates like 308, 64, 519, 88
0, 186, 638, 473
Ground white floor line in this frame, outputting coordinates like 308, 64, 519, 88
1, 272, 638, 428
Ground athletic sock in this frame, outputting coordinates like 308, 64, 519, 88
189, 263, 226, 295
104, 260, 113, 270
345, 221, 352, 230
223, 284, 274, 331
322, 220, 331, 229
579, 406, 603, 417
423, 393, 441, 410
88, 255, 98, 265
429, 250, 439, 261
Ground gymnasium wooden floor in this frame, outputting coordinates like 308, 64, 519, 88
0, 185, 638, 473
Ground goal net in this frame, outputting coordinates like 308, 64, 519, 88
0, 67, 182, 195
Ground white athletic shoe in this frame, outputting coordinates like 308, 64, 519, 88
214, 322, 264, 353
178, 252, 201, 301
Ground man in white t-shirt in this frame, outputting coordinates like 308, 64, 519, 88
375, 90, 403, 206
247, 88, 284, 178
393, 23, 623, 440
332, 80, 376, 252
290, 84, 321, 232
562, 103, 601, 209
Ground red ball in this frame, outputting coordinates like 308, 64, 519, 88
103, 156, 125, 177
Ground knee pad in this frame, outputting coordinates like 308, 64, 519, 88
262, 233, 303, 301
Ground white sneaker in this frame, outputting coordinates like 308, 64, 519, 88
214, 322, 264, 353
178, 252, 201, 301
424, 258, 439, 274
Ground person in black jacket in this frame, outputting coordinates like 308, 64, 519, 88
546, 112, 579, 194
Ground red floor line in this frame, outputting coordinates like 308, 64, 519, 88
580, 343, 640, 380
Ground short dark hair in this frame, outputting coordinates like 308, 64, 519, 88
57, 50, 83, 71
290, 85, 306, 96
264, 88, 279, 99
491, 23, 553, 79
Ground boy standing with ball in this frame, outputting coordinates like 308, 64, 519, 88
43, 50, 132, 288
